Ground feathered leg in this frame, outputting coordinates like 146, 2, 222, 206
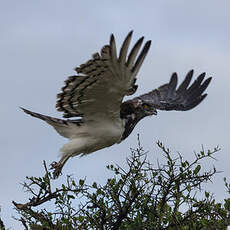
51, 137, 90, 178
51, 155, 71, 178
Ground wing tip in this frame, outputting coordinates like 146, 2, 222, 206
171, 72, 178, 79
197, 72, 206, 81
110, 33, 115, 44
131, 39, 151, 74
145, 40, 152, 49
127, 30, 133, 37
142, 40, 152, 57
188, 69, 194, 75
118, 31, 134, 62
205, 76, 212, 84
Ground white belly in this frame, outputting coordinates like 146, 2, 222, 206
60, 117, 125, 157
87, 117, 124, 147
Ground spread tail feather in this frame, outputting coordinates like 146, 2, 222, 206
20, 107, 69, 125
20, 107, 83, 138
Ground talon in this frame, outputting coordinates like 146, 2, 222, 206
50, 161, 58, 169
53, 168, 63, 179
50, 161, 63, 179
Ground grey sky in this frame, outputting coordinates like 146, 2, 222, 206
0, 1, 230, 228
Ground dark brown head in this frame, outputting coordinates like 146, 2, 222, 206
120, 98, 157, 121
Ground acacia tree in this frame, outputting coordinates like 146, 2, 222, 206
2, 139, 230, 229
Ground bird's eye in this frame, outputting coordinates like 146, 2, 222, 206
143, 104, 149, 110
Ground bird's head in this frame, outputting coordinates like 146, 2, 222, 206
120, 99, 157, 121
120, 98, 157, 141
134, 99, 157, 118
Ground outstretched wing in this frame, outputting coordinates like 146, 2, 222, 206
56, 31, 151, 119
136, 70, 212, 111
120, 70, 212, 141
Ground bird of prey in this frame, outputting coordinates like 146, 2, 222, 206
21, 31, 212, 178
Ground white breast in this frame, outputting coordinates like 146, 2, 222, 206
60, 116, 125, 157
87, 116, 124, 146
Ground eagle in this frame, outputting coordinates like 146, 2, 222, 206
21, 31, 212, 178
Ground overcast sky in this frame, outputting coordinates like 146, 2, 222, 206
1, 1, 230, 228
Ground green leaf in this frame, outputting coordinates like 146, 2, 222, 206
92, 182, 97, 188
193, 165, 201, 175
67, 194, 75, 200
79, 179, 84, 186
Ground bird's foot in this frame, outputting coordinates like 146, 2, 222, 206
50, 161, 63, 179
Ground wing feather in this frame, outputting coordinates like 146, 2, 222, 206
127, 36, 144, 68
166, 72, 178, 99
134, 70, 212, 111
132, 40, 151, 76
110, 34, 118, 67
56, 32, 151, 119
119, 31, 133, 64
187, 72, 206, 95
176, 70, 193, 94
